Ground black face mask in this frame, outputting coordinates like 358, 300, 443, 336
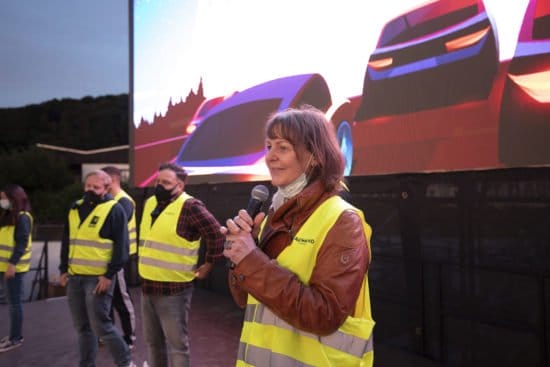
83, 190, 102, 204
154, 184, 176, 202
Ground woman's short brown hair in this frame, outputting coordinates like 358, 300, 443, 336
265, 105, 344, 192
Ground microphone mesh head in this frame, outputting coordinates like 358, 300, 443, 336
251, 184, 270, 202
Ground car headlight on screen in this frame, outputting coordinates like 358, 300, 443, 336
508, 69, 550, 103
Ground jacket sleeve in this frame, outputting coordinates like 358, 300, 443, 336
228, 268, 250, 308
59, 215, 71, 274
179, 199, 225, 264
230, 210, 370, 336
9, 212, 32, 265
103, 203, 129, 279
117, 196, 134, 223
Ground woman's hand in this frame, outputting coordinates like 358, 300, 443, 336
222, 209, 266, 266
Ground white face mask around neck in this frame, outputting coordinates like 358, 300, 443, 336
271, 172, 308, 211
0, 199, 11, 210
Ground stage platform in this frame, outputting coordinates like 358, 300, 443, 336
0, 287, 242, 367
0, 286, 440, 367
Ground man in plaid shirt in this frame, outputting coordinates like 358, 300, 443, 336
138, 162, 224, 367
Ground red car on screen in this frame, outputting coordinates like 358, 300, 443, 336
330, 0, 499, 175
498, 0, 550, 166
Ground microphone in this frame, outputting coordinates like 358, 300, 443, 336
226, 184, 270, 268
246, 184, 270, 218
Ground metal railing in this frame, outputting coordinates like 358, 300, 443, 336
28, 239, 50, 301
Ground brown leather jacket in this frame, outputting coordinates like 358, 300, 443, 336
229, 180, 371, 336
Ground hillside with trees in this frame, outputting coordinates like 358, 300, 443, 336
0, 94, 129, 223
0, 94, 128, 152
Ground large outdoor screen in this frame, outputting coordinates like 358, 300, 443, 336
131, 0, 550, 187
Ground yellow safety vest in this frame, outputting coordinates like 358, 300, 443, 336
68, 200, 117, 275
0, 212, 33, 273
114, 190, 138, 255
238, 196, 375, 367
138, 193, 200, 282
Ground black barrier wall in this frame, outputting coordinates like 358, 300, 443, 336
128, 167, 550, 366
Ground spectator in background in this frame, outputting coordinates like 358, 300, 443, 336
138, 162, 225, 367
0, 184, 33, 353
101, 166, 137, 350
59, 170, 135, 367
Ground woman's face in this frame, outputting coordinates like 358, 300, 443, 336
265, 137, 308, 187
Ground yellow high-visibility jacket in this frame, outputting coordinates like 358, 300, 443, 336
138, 193, 200, 282
0, 212, 33, 273
238, 196, 374, 367
114, 190, 138, 255
68, 200, 117, 275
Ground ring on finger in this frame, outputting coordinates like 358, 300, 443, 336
224, 240, 233, 250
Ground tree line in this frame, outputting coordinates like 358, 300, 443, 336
0, 94, 129, 223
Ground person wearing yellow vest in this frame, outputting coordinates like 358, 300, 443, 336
222, 106, 375, 367
0, 184, 32, 353
101, 166, 137, 350
139, 162, 225, 367
59, 170, 135, 367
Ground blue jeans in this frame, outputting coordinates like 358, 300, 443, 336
67, 275, 130, 367
141, 287, 193, 367
2, 272, 25, 341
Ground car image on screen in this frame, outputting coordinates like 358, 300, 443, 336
174, 73, 332, 183
498, 0, 550, 167
330, 0, 500, 176
358, 0, 498, 120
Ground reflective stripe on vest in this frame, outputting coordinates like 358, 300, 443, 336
238, 196, 375, 367
0, 212, 33, 273
138, 193, 200, 282
237, 343, 314, 367
241, 303, 373, 357
68, 200, 117, 275
114, 190, 138, 255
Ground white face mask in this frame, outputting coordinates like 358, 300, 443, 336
271, 172, 308, 211
0, 199, 11, 210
